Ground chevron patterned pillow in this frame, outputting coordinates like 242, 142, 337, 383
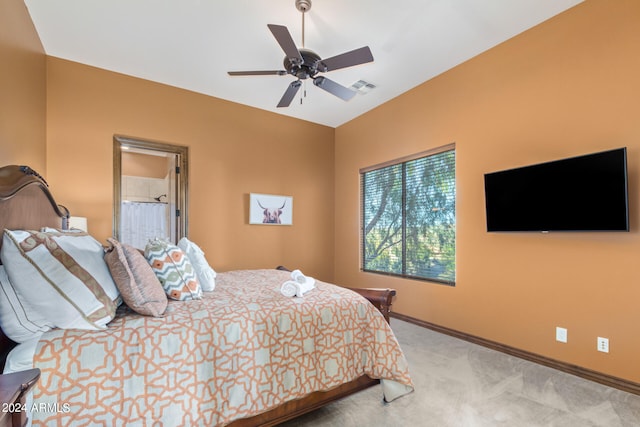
144, 240, 202, 301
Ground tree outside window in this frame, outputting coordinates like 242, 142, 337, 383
361, 146, 455, 284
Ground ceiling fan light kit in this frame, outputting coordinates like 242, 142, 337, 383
227, 0, 374, 108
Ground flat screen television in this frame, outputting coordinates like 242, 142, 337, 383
484, 148, 629, 232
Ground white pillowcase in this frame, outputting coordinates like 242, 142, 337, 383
178, 237, 216, 292
0, 266, 49, 343
1, 229, 120, 331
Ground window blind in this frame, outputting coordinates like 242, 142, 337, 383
361, 146, 456, 284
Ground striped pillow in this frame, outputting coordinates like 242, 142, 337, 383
145, 240, 202, 301
0, 229, 120, 331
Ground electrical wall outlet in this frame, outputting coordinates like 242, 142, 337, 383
556, 327, 568, 343
597, 337, 609, 353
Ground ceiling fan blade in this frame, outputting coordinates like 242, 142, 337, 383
277, 80, 302, 108
318, 46, 374, 72
268, 24, 303, 64
313, 76, 356, 102
228, 70, 287, 76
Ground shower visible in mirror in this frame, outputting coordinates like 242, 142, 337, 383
113, 136, 188, 250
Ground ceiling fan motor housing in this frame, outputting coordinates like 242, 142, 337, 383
284, 48, 321, 79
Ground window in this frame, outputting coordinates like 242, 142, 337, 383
361, 144, 456, 285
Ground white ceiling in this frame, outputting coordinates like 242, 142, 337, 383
24, 0, 583, 128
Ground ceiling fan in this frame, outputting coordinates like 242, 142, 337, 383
227, 0, 374, 108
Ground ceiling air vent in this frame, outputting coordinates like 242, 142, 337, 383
350, 80, 376, 94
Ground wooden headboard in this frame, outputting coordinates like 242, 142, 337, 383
0, 165, 68, 369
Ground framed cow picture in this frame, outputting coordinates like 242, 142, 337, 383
250, 193, 293, 225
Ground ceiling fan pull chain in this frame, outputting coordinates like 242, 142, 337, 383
300, 81, 307, 105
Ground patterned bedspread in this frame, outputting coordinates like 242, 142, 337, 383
31, 269, 413, 426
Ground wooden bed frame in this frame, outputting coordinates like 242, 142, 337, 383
0, 165, 396, 426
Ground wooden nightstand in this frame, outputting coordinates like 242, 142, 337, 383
0, 369, 40, 427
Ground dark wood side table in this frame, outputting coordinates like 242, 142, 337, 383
0, 369, 40, 427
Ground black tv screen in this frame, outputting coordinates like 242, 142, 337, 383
484, 148, 629, 232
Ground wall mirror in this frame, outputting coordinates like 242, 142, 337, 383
113, 135, 189, 249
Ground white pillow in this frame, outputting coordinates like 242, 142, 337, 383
1, 229, 120, 330
178, 237, 216, 292
0, 266, 50, 343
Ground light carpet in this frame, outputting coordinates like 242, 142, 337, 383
281, 319, 640, 426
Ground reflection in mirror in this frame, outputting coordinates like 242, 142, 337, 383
113, 135, 188, 250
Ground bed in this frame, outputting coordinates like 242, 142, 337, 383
0, 165, 413, 426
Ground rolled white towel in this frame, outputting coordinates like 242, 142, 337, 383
297, 276, 315, 297
280, 281, 298, 297
291, 269, 306, 284
280, 276, 316, 298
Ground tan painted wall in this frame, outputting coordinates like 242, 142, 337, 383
45, 58, 336, 280
335, 0, 640, 382
0, 0, 46, 171
5, 0, 638, 384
